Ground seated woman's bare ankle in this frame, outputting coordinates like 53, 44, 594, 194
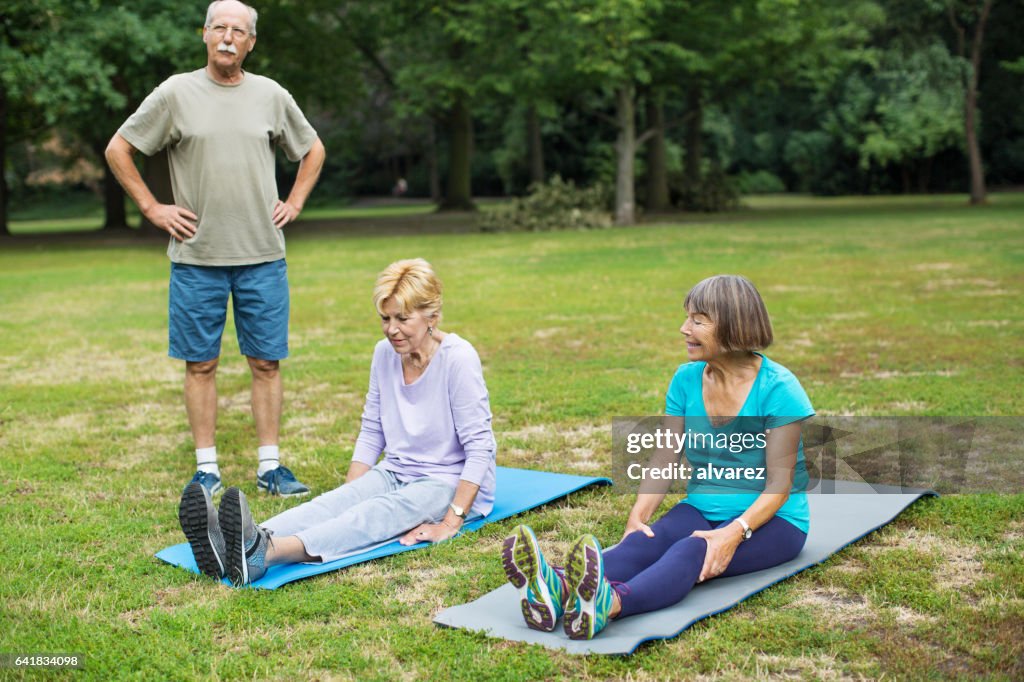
265, 535, 317, 566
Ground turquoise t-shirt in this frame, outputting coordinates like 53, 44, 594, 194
665, 354, 814, 532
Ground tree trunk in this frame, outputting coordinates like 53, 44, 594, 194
964, 74, 985, 203
427, 119, 441, 203
95, 140, 128, 230
439, 93, 475, 211
683, 85, 703, 188
964, 2, 991, 205
0, 84, 9, 236
951, 0, 993, 205
645, 93, 670, 211
527, 104, 545, 186
918, 157, 933, 194
614, 84, 637, 226
141, 148, 174, 233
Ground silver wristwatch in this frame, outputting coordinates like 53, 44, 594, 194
449, 503, 467, 519
736, 517, 752, 541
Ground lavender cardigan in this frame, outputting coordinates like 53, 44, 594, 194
351, 333, 497, 516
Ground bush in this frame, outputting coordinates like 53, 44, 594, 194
669, 165, 741, 212
735, 170, 787, 195
479, 176, 612, 232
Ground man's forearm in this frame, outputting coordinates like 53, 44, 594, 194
285, 137, 326, 211
104, 134, 157, 216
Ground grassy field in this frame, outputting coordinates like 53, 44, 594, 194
1, 194, 1022, 680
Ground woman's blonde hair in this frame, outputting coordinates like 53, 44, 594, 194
684, 274, 773, 352
372, 258, 443, 322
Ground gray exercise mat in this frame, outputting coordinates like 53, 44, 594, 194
433, 480, 935, 654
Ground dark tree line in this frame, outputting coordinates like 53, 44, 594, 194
2, 0, 1021, 235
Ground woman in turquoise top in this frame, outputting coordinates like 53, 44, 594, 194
501, 274, 813, 639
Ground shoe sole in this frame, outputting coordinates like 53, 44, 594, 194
178, 483, 225, 580
501, 526, 558, 632
563, 535, 601, 640
219, 487, 251, 586
256, 480, 309, 497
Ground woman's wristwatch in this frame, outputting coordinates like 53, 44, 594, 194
449, 503, 467, 520
736, 517, 753, 541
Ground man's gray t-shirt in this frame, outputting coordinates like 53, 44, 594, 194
119, 68, 317, 266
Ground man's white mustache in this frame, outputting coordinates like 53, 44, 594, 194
217, 43, 238, 55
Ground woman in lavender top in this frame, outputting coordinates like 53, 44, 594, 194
178, 258, 497, 585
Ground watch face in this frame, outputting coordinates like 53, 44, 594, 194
744, 529, 753, 540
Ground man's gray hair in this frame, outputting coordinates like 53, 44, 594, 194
205, 1, 258, 36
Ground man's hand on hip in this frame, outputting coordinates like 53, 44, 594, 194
146, 203, 198, 241
272, 199, 300, 228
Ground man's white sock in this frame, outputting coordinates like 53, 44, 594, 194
196, 447, 220, 477
257, 445, 280, 476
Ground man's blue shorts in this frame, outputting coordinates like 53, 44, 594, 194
169, 259, 289, 362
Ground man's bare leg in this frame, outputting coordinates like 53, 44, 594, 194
185, 358, 219, 449
248, 356, 307, 495
184, 358, 222, 491
247, 356, 281, 448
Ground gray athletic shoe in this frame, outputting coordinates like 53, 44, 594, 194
219, 487, 271, 586
178, 482, 227, 580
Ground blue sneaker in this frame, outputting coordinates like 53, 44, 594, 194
219, 487, 271, 586
185, 470, 223, 496
178, 482, 226, 580
563, 534, 616, 640
256, 465, 309, 497
501, 525, 565, 632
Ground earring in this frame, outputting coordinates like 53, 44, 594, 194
427, 326, 434, 336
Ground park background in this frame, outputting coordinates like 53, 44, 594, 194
2, 1, 1023, 680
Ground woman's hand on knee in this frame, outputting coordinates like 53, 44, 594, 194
399, 522, 459, 546
690, 527, 742, 582
621, 515, 655, 542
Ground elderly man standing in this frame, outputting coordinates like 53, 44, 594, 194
106, 0, 325, 498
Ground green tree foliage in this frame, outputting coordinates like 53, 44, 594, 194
858, 44, 965, 187
382, 1, 505, 210
250, 1, 373, 201
723, 0, 1021, 197
551, 0, 696, 224
64, 3, 198, 228
2, 2, 199, 232
3, 0, 1022, 233
1, 1, 121, 233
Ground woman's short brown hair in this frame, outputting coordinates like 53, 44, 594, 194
684, 275, 773, 352
372, 258, 443, 322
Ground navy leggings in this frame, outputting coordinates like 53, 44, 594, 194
603, 503, 807, 618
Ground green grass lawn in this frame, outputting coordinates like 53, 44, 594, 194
1, 195, 1022, 679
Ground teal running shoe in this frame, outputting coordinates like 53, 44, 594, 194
256, 465, 309, 497
563, 534, 616, 640
501, 525, 565, 631
219, 487, 272, 586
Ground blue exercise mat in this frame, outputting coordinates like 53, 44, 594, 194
156, 466, 610, 589
433, 480, 936, 655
